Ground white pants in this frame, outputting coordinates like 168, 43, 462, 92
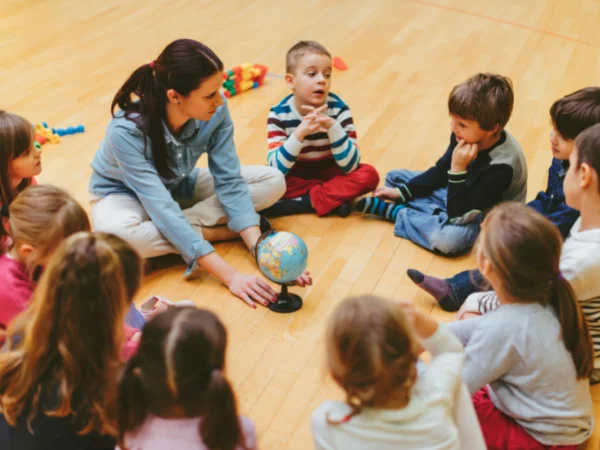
91, 166, 285, 259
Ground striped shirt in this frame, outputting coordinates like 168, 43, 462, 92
267, 93, 361, 176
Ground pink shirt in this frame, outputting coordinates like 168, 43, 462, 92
0, 253, 139, 358
0, 253, 33, 330
120, 415, 257, 450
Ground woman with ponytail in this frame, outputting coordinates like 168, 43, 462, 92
90, 38, 311, 309
116, 307, 256, 450
447, 202, 594, 449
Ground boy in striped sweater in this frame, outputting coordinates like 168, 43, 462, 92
263, 41, 379, 218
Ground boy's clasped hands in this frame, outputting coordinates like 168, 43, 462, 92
294, 105, 335, 141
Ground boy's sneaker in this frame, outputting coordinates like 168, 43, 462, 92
140, 295, 196, 321
335, 202, 351, 218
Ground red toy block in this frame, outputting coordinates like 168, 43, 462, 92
333, 56, 348, 71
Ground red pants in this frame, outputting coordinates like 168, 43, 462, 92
284, 162, 379, 216
473, 388, 578, 450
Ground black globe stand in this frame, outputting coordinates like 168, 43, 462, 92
268, 283, 303, 313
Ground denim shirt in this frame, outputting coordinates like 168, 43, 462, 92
528, 158, 579, 238
88, 98, 259, 264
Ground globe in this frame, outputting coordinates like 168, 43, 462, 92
256, 231, 308, 284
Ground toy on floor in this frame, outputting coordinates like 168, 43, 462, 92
222, 63, 268, 98
34, 122, 85, 146
333, 56, 348, 71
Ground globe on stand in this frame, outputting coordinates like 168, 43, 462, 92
255, 231, 308, 313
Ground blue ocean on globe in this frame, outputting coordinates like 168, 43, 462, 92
256, 231, 308, 284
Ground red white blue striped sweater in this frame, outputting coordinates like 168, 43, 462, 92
267, 93, 360, 175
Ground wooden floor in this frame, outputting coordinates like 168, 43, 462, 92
2, 0, 600, 448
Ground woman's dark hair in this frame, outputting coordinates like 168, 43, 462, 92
116, 307, 247, 450
111, 39, 223, 179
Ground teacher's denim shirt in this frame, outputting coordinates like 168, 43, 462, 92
89, 98, 259, 264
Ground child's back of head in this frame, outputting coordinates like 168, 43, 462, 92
117, 307, 251, 450
477, 202, 594, 379
0, 231, 143, 437
1, 184, 91, 264
325, 295, 420, 419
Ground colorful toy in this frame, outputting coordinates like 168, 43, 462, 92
222, 63, 268, 98
333, 56, 348, 71
34, 133, 48, 145
35, 123, 60, 144
54, 125, 85, 136
34, 122, 85, 146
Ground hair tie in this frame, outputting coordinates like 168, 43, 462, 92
149, 60, 156, 69
556, 271, 564, 281
0, 204, 9, 219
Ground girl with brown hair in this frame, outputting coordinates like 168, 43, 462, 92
116, 307, 256, 450
447, 202, 594, 449
0, 232, 144, 449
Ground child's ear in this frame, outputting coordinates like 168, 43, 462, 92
17, 243, 34, 259
488, 124, 500, 136
285, 73, 295, 90
579, 162, 597, 190
479, 257, 493, 279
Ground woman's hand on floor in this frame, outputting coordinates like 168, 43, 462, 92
227, 272, 278, 309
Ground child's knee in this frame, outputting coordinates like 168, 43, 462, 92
385, 169, 413, 187
356, 164, 380, 190
430, 229, 473, 256
264, 167, 287, 199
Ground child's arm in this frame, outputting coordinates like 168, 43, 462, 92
389, 135, 456, 202
445, 316, 518, 395
121, 324, 141, 361
446, 164, 513, 219
267, 108, 309, 176
324, 104, 361, 173
407, 304, 466, 399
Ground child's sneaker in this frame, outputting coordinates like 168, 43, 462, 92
140, 296, 196, 321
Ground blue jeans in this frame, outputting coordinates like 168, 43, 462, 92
386, 170, 482, 256
445, 269, 487, 307
124, 303, 145, 329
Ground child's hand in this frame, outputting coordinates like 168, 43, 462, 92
294, 105, 328, 141
295, 270, 313, 287
451, 139, 478, 173
301, 105, 336, 130
374, 186, 403, 202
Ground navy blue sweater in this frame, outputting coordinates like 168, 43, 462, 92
394, 131, 528, 221
528, 158, 579, 238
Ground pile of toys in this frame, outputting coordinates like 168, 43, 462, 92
222, 63, 268, 98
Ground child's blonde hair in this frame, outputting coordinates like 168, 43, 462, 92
448, 73, 514, 133
0, 111, 35, 206
0, 232, 144, 436
325, 295, 420, 421
286, 40, 331, 74
1, 184, 91, 264
477, 202, 594, 378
